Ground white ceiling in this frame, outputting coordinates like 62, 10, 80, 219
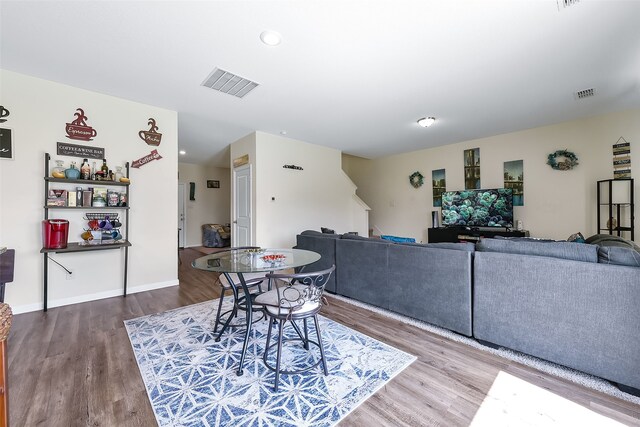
2, 1, 640, 167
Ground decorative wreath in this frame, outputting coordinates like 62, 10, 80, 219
547, 149, 579, 171
409, 171, 424, 188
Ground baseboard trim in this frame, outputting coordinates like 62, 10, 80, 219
11, 280, 179, 314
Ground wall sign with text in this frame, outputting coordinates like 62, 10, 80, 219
0, 128, 13, 160
139, 118, 162, 146
57, 142, 105, 159
65, 108, 98, 141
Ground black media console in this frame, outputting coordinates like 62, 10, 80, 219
428, 227, 529, 243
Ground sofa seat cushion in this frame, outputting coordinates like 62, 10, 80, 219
476, 237, 598, 263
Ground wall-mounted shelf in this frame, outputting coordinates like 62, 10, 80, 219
42, 153, 132, 311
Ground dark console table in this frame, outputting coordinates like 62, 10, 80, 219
428, 227, 529, 243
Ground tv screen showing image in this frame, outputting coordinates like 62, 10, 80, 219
442, 188, 513, 228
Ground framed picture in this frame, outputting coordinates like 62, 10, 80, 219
432, 169, 446, 207
207, 180, 220, 189
0, 128, 13, 160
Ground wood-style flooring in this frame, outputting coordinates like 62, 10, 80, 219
8, 248, 640, 426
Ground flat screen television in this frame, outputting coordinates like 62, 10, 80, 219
441, 188, 513, 228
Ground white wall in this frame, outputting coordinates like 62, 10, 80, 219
0, 70, 179, 313
344, 109, 639, 243
229, 131, 368, 248
178, 162, 231, 247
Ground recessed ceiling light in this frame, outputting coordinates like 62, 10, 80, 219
280, 131, 287, 135
417, 117, 436, 128
179, 150, 186, 155
260, 30, 282, 46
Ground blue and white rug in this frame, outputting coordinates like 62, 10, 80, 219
124, 299, 416, 427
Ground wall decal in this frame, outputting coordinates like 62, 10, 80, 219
131, 149, 163, 168
65, 108, 97, 141
0, 106, 10, 123
139, 118, 162, 146
464, 148, 481, 189
189, 182, 196, 201
504, 160, 524, 206
0, 128, 13, 160
233, 154, 249, 168
57, 142, 105, 159
207, 180, 220, 188
432, 169, 446, 207
283, 164, 303, 170
612, 137, 631, 179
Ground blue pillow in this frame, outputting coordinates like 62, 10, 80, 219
381, 235, 416, 243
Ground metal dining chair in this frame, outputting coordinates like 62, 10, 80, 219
212, 247, 269, 341
254, 265, 335, 391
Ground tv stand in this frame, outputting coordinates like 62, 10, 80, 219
428, 227, 529, 243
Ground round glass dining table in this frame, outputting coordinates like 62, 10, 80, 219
192, 248, 321, 375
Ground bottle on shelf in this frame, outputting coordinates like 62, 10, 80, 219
114, 166, 124, 182
101, 159, 109, 175
65, 161, 80, 179
81, 158, 91, 180
108, 170, 114, 181
91, 161, 97, 180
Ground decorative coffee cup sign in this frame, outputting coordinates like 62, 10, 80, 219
138, 118, 162, 146
65, 108, 97, 141
0, 106, 10, 123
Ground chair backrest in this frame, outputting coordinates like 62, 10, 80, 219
266, 265, 335, 314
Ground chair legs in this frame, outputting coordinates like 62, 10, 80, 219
313, 315, 328, 376
264, 314, 328, 392
213, 289, 226, 333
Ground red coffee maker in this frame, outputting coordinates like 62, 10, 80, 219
42, 219, 69, 249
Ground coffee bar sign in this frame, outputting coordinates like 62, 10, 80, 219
57, 142, 105, 159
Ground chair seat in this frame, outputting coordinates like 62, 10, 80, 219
218, 272, 267, 290
254, 284, 321, 316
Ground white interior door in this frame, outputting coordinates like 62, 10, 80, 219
233, 165, 252, 246
178, 183, 186, 248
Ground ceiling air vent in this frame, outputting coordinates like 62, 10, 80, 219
201, 68, 259, 98
574, 88, 595, 100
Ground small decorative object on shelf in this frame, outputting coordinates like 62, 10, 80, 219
547, 149, 579, 170
409, 171, 424, 188
81, 158, 91, 179
51, 160, 66, 178
65, 161, 81, 179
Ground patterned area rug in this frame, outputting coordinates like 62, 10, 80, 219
124, 300, 416, 427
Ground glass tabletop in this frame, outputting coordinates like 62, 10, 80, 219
191, 248, 321, 273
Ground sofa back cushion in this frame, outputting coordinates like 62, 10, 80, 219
300, 230, 341, 239
476, 237, 598, 263
399, 241, 475, 252
340, 233, 388, 244
598, 246, 640, 267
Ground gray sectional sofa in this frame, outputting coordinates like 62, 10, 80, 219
296, 231, 475, 336
294, 229, 640, 396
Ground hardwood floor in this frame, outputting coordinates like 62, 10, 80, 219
8, 248, 640, 426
